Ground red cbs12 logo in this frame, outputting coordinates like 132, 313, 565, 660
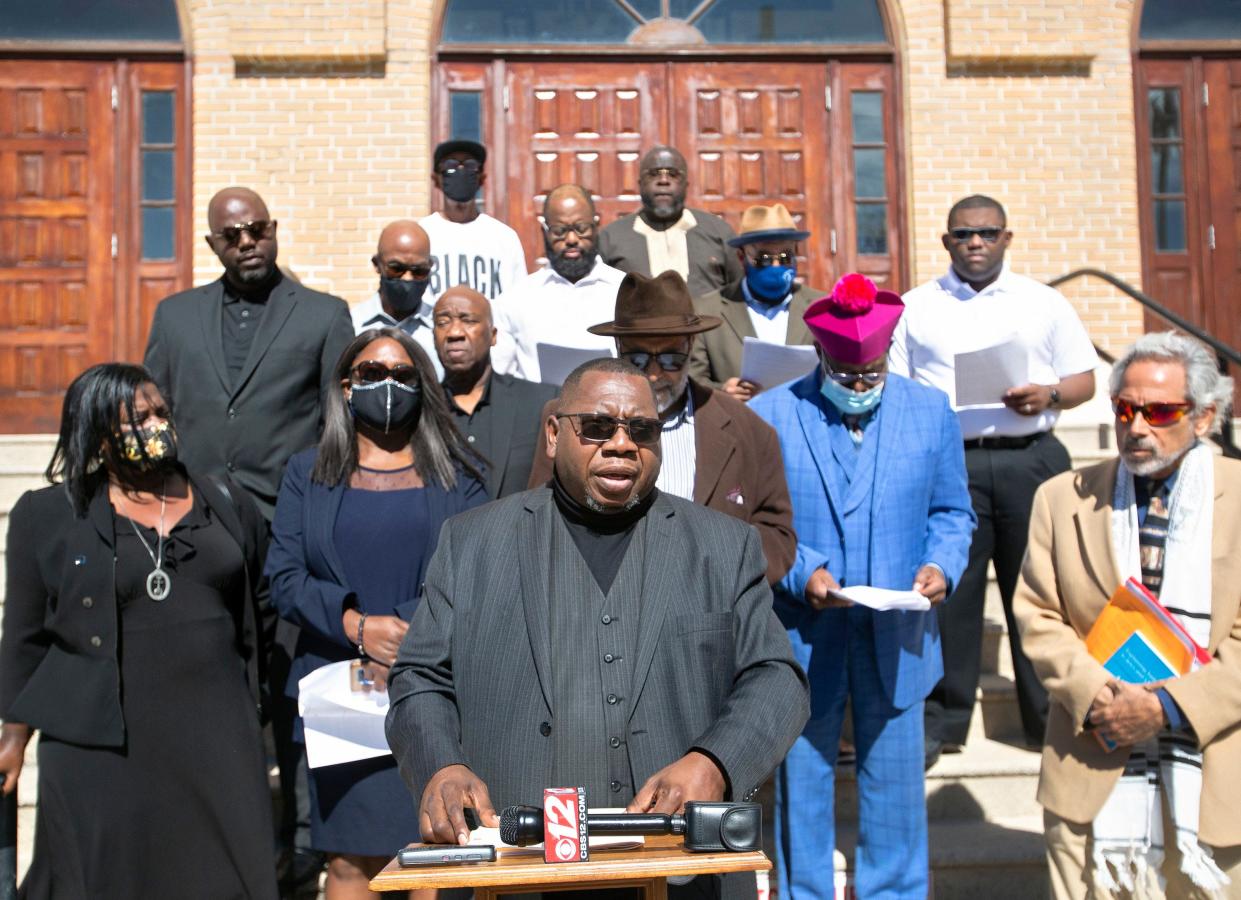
542, 787, 589, 864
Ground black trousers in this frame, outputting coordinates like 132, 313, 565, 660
924, 433, 1071, 747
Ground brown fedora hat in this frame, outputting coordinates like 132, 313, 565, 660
728, 203, 811, 247
588, 271, 722, 337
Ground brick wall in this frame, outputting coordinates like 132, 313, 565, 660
899, 0, 1146, 355
188, 0, 437, 306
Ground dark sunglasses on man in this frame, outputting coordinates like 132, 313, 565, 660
620, 351, 689, 373
745, 250, 797, 269
557, 413, 662, 445
438, 159, 481, 176
210, 219, 277, 246
373, 257, 437, 280
1112, 398, 1192, 427
947, 226, 1005, 244
350, 361, 422, 387
642, 166, 684, 181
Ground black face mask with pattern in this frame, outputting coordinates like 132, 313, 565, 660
349, 379, 422, 433
115, 420, 179, 472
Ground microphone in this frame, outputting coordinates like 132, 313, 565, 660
499, 801, 762, 852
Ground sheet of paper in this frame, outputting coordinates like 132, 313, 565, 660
477, 808, 644, 855
953, 340, 1030, 407
832, 585, 931, 612
298, 660, 391, 769
536, 343, 615, 387
740, 337, 819, 390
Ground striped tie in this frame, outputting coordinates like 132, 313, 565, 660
1138, 480, 1171, 597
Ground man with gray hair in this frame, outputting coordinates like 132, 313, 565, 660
1013, 332, 1241, 898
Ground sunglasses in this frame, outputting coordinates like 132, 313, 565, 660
621, 351, 689, 372
557, 413, 662, 445
438, 159, 481, 176
211, 219, 276, 246
745, 250, 796, 269
350, 361, 421, 386
374, 257, 437, 280
948, 226, 1004, 244
642, 166, 684, 180
822, 358, 886, 386
1112, 398, 1192, 427
544, 221, 596, 240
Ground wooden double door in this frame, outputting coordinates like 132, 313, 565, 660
1137, 57, 1241, 358
437, 58, 903, 295
0, 59, 190, 433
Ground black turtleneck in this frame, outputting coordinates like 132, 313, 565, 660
551, 472, 656, 594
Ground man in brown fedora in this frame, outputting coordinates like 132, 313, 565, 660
689, 203, 827, 401
530, 270, 796, 584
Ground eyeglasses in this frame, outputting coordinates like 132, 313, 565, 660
544, 221, 596, 240
438, 159, 481, 176
557, 413, 662, 445
822, 358, 886, 386
642, 167, 684, 180
374, 257, 437, 280
947, 226, 1005, 244
350, 361, 421, 386
620, 351, 689, 372
211, 219, 276, 246
1112, 398, 1193, 427
745, 251, 796, 268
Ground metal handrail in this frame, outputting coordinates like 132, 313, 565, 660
1046, 267, 1238, 457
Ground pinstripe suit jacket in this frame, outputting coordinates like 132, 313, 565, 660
385, 487, 809, 813
749, 371, 975, 709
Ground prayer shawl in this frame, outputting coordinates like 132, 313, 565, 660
1096, 442, 1229, 896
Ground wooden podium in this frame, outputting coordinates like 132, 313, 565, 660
369, 834, 771, 898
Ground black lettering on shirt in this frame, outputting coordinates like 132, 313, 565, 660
473, 256, 487, 293
457, 256, 471, 290
490, 260, 502, 298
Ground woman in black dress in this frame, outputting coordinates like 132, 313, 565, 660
0, 363, 276, 899
265, 327, 486, 899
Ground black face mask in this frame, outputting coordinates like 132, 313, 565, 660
349, 379, 422, 434
380, 276, 429, 318
440, 169, 480, 203
115, 421, 179, 472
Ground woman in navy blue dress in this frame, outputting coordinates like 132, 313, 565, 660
266, 327, 486, 898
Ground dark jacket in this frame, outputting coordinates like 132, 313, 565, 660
264, 448, 487, 697
446, 372, 557, 499
0, 472, 270, 748
688, 280, 822, 389
599, 209, 745, 299
528, 379, 797, 584
143, 275, 355, 520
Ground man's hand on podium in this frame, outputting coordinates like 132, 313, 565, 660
626, 750, 726, 815
419, 764, 499, 846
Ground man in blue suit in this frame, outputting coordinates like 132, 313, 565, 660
750, 273, 975, 899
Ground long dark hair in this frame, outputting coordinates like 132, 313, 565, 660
311, 327, 485, 489
46, 363, 162, 516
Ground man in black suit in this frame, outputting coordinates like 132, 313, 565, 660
433, 285, 556, 499
143, 185, 353, 895
386, 357, 809, 899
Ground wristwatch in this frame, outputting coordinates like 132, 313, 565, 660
1048, 387, 1061, 409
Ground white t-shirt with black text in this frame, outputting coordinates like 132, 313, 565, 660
419, 211, 528, 303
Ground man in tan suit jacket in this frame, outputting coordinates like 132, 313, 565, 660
1013, 332, 1241, 899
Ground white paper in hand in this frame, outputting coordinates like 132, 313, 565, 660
298, 660, 391, 769
740, 337, 818, 391
833, 585, 931, 612
536, 343, 615, 387
953, 340, 1030, 407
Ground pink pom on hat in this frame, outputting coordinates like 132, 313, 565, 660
803, 273, 905, 366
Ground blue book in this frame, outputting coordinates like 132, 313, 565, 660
1102, 630, 1179, 684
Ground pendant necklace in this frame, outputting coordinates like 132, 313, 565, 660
125, 479, 171, 602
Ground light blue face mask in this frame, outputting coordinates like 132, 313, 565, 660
819, 373, 884, 416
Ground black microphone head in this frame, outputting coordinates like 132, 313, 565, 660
499, 805, 544, 847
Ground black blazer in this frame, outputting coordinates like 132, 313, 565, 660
144, 275, 355, 519
0, 473, 270, 748
459, 372, 557, 499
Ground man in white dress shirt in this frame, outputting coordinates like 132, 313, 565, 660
491, 184, 625, 384
350, 219, 443, 378
890, 194, 1098, 762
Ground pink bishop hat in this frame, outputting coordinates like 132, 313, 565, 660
803, 273, 905, 366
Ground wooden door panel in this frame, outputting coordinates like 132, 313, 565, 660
1203, 59, 1241, 356
0, 62, 114, 433
506, 62, 668, 271
670, 62, 832, 290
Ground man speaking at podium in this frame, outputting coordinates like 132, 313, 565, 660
386, 356, 809, 897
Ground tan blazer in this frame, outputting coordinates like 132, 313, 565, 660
1013, 455, 1241, 847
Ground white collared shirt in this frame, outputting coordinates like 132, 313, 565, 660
655, 390, 696, 501
349, 292, 443, 379
740, 277, 792, 344
632, 209, 696, 282
490, 256, 626, 383
890, 266, 1098, 439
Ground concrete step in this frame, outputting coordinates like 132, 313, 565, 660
968, 673, 1026, 744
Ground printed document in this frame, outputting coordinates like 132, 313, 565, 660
740, 337, 818, 389
953, 340, 1029, 407
298, 660, 391, 769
